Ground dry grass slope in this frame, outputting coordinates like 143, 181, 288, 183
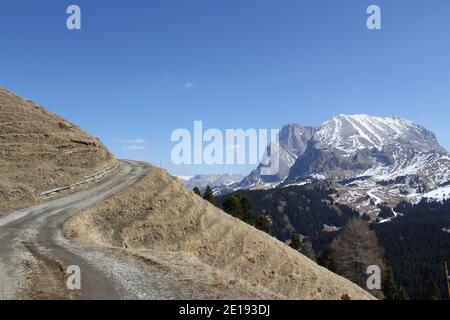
0, 88, 115, 214
65, 166, 375, 300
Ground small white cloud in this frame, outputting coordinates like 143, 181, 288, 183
120, 139, 145, 144
122, 145, 146, 151
185, 82, 193, 89
119, 138, 146, 151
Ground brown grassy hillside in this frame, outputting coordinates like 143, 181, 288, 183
0, 88, 115, 214
64, 165, 375, 300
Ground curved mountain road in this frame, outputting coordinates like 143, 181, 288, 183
0, 160, 176, 300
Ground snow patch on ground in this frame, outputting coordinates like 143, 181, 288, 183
367, 188, 382, 205
421, 185, 450, 201
282, 181, 310, 188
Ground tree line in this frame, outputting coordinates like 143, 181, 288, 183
193, 186, 271, 234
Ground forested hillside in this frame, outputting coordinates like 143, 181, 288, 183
373, 199, 450, 299
230, 184, 359, 246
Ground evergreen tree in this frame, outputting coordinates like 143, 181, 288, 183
300, 240, 316, 262
423, 280, 441, 300
223, 193, 243, 218
317, 247, 337, 273
397, 287, 409, 300
202, 185, 215, 204
222, 193, 270, 234
381, 268, 399, 300
193, 187, 201, 196
239, 196, 254, 222
254, 215, 271, 234
290, 233, 301, 250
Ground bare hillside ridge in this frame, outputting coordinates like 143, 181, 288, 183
0, 88, 116, 214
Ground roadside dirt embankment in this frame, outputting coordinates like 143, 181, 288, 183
65, 165, 375, 300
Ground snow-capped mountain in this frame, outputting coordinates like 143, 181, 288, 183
238, 114, 450, 217
287, 114, 448, 182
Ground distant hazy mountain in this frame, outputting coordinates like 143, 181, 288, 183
184, 173, 244, 191
237, 114, 450, 217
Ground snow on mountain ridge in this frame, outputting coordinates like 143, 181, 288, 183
315, 114, 443, 154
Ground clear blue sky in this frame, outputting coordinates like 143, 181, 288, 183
1, 0, 449, 176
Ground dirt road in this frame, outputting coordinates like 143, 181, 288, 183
0, 160, 176, 300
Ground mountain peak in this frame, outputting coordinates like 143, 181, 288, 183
317, 113, 442, 154
280, 123, 308, 131
331, 114, 413, 125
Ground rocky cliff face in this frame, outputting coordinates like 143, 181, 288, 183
237, 123, 316, 189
